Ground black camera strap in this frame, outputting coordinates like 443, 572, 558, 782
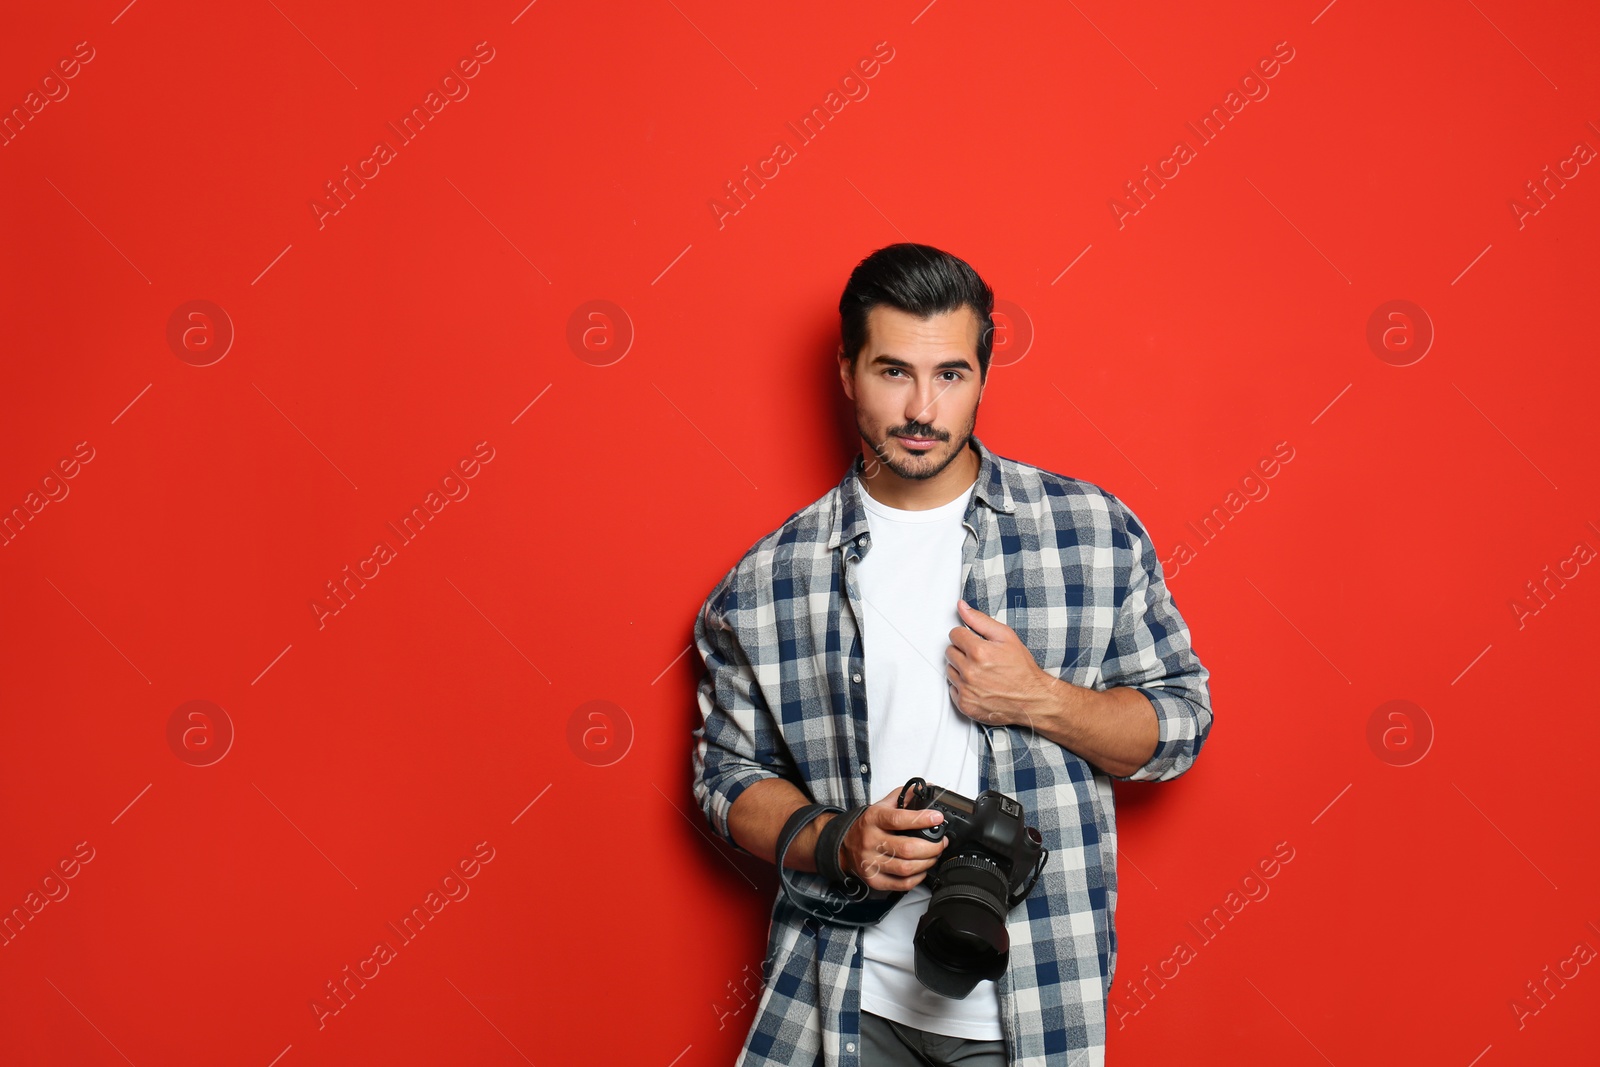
814, 804, 869, 887
775, 803, 904, 928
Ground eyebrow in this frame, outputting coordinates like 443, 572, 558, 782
869, 354, 976, 372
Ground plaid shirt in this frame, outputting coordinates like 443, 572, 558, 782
691, 434, 1213, 1067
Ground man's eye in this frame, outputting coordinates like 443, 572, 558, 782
883, 368, 962, 381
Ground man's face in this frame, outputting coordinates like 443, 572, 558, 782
838, 304, 986, 483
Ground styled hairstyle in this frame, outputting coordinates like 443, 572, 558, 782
837, 243, 996, 381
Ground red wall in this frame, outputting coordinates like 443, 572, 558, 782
3, 2, 1597, 1064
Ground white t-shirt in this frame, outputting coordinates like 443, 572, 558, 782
855, 473, 1003, 1039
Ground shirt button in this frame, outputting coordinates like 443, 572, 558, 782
846, 1043, 856, 1053
858, 535, 869, 546
859, 762, 869, 774
852, 673, 862, 683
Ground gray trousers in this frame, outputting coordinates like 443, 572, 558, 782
860, 1010, 1008, 1067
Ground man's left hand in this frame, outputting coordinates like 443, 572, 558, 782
945, 599, 1070, 731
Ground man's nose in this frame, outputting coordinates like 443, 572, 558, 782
906, 379, 939, 426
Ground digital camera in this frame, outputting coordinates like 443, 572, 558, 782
893, 777, 1049, 998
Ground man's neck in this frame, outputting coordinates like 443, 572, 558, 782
857, 439, 980, 511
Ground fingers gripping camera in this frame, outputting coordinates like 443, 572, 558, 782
771, 777, 1048, 998
892, 777, 1049, 998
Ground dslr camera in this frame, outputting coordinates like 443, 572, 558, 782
893, 777, 1049, 998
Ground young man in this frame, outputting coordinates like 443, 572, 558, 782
691, 243, 1213, 1066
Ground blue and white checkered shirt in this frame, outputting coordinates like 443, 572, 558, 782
692, 434, 1213, 1067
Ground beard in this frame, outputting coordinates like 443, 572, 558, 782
859, 404, 979, 482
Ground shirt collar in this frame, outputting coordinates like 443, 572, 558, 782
828, 434, 1015, 555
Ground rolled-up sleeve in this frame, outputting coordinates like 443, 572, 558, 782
1100, 498, 1214, 782
690, 571, 797, 855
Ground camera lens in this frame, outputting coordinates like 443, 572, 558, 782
892, 778, 1050, 999
922, 907, 1008, 968
913, 855, 1013, 994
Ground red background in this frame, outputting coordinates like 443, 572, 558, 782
3, 1, 1597, 1064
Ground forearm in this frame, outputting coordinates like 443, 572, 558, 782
1034, 678, 1159, 779
727, 777, 838, 872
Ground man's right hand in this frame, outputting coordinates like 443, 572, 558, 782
837, 787, 948, 891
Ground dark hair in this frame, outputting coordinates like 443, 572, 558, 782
838, 243, 996, 381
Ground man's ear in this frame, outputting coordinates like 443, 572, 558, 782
837, 347, 855, 401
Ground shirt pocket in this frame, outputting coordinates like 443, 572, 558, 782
1002, 595, 1102, 687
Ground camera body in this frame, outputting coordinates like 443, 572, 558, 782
892, 777, 1048, 998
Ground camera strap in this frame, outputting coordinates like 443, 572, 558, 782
814, 803, 868, 887
775, 803, 905, 928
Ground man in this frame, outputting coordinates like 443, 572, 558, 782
691, 243, 1213, 1066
